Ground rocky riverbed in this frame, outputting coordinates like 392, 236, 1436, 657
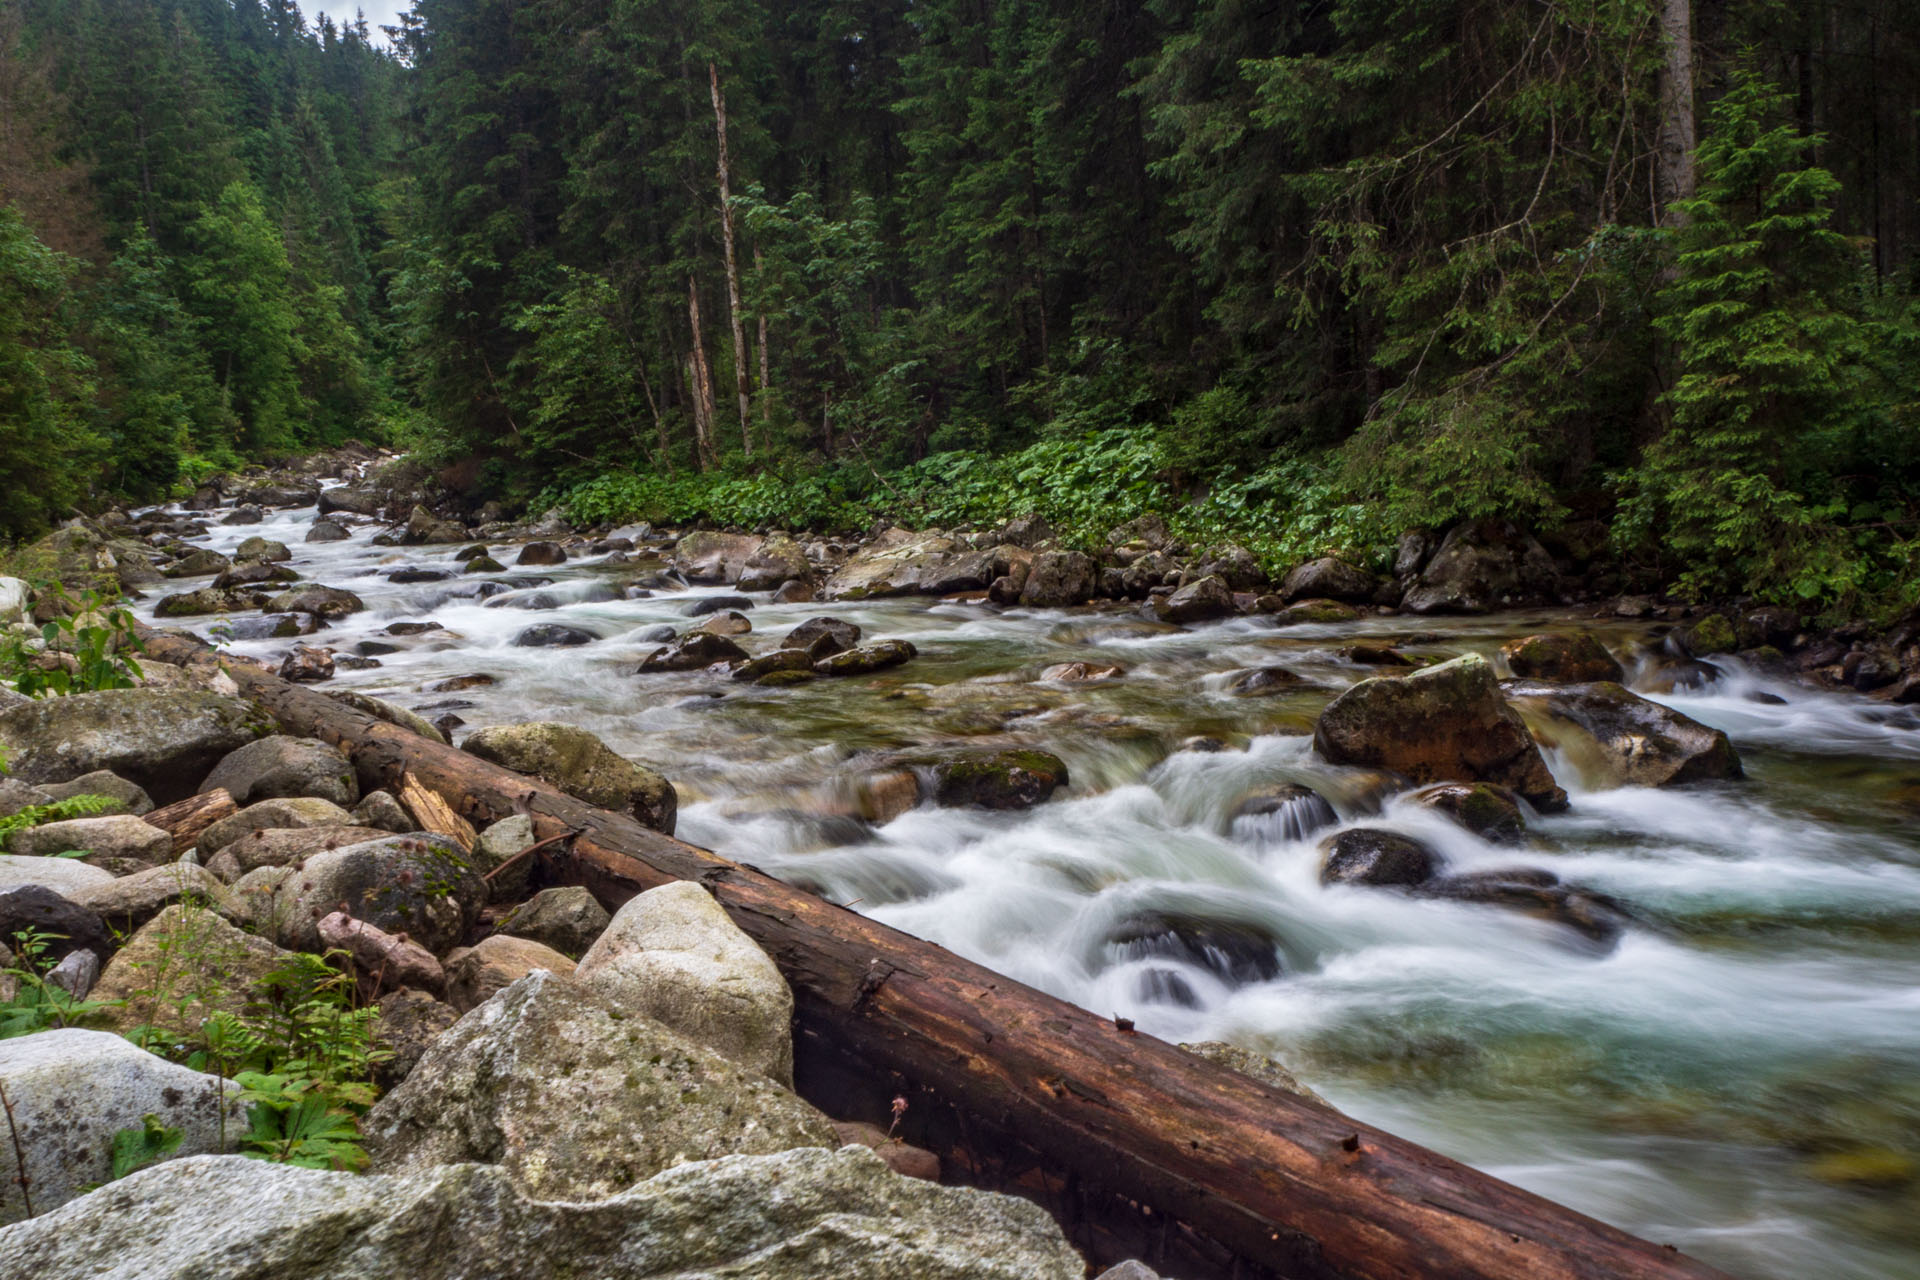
2, 450, 1919, 1278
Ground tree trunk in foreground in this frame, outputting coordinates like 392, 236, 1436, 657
142, 631, 1732, 1280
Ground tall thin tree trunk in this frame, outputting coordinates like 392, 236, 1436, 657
710, 62, 752, 458
687, 277, 718, 471
1656, 0, 1696, 228
754, 246, 771, 428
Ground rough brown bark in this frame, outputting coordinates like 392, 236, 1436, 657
1656, 0, 1695, 227
141, 788, 236, 851
138, 630, 1732, 1280
686, 277, 718, 469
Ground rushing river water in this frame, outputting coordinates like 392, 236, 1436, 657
135, 493, 1920, 1280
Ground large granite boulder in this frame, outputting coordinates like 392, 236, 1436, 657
366, 970, 833, 1197
0, 689, 269, 803
1401, 518, 1558, 614
1313, 653, 1567, 811
574, 881, 796, 1085
1501, 680, 1742, 788
0, 1145, 1082, 1279
199, 736, 359, 808
821, 530, 959, 600
671, 530, 764, 584
265, 834, 486, 955
461, 722, 677, 833
0, 1030, 246, 1224
1153, 575, 1234, 624
444, 933, 576, 1012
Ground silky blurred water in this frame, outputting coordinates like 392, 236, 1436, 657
138, 494, 1920, 1279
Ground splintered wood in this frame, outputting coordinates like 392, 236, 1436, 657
399, 771, 477, 851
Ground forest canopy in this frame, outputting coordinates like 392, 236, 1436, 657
0, 0, 1915, 610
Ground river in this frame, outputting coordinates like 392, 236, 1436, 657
134, 493, 1920, 1280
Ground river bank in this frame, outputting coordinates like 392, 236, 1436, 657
2, 449, 1919, 1277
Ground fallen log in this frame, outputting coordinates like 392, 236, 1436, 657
140, 787, 236, 851
140, 629, 1731, 1280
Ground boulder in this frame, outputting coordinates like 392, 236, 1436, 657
1192, 543, 1264, 591
319, 912, 446, 997
152, 588, 243, 617
305, 519, 351, 543
684, 594, 756, 617
512, 623, 596, 647
515, 540, 567, 565
1319, 828, 1441, 887
732, 648, 819, 682
462, 723, 677, 833
820, 531, 961, 600
161, 547, 232, 578
1281, 557, 1377, 603
785, 616, 861, 658
1229, 666, 1302, 697
498, 885, 611, 957
8, 815, 170, 864
574, 880, 797, 1084
265, 834, 486, 955
89, 904, 294, 1035
1402, 518, 1557, 614
1421, 867, 1632, 946
1500, 680, 1742, 788
1313, 653, 1567, 811
737, 535, 812, 592
1228, 783, 1338, 844
1153, 574, 1234, 624
693, 610, 752, 637
637, 631, 749, 672
318, 485, 388, 516
772, 579, 815, 603
0, 886, 110, 962
672, 530, 764, 583
1018, 551, 1097, 607
922, 749, 1069, 810
1266, 598, 1360, 625
2, 1145, 1081, 1278
367, 970, 834, 1196
0, 777, 51, 817
0, 1030, 246, 1224
1499, 632, 1624, 684
350, 790, 415, 834
1410, 781, 1528, 844
199, 735, 358, 808
220, 505, 264, 526
371, 988, 460, 1091
264, 585, 365, 619
277, 646, 336, 683
40, 771, 152, 816
1105, 911, 1283, 989
814, 639, 917, 677
405, 506, 467, 546
198, 797, 358, 855
233, 536, 292, 562
1038, 661, 1125, 683
68, 863, 232, 933
0, 856, 115, 896
445, 933, 575, 1012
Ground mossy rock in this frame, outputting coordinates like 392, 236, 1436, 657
921, 749, 1069, 810
1499, 632, 1623, 684
1806, 1146, 1917, 1189
1688, 613, 1738, 655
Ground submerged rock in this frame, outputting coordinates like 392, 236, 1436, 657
814, 639, 917, 676
1313, 653, 1567, 811
1107, 911, 1284, 990
1410, 781, 1528, 843
0, 1145, 1082, 1280
1229, 783, 1338, 844
922, 749, 1069, 810
638, 631, 749, 672
1180, 1039, 1326, 1106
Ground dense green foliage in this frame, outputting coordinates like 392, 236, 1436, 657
0, 0, 400, 533
2, 0, 1918, 608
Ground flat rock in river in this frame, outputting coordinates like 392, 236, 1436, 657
1501, 679, 1742, 788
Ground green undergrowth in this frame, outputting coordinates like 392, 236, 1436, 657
545, 431, 1388, 579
